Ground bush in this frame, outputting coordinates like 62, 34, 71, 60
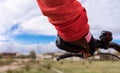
60, 61, 64, 65
88, 60, 93, 64
38, 67, 43, 71
45, 63, 52, 70
6, 69, 13, 73
24, 64, 30, 71
13, 70, 24, 73
0, 59, 14, 66
0, 54, 2, 59
29, 50, 36, 59
16, 55, 26, 59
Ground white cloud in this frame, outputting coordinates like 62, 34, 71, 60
0, 42, 60, 54
0, 0, 58, 53
0, 35, 8, 41
82, 0, 120, 40
20, 16, 57, 36
0, 0, 56, 39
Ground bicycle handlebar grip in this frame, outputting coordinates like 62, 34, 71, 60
56, 53, 74, 61
56, 53, 83, 61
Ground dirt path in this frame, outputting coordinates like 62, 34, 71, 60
40, 62, 64, 73
52, 67, 64, 73
0, 63, 24, 73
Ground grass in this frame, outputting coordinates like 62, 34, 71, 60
0, 59, 14, 66
1, 60, 120, 73
51, 60, 120, 73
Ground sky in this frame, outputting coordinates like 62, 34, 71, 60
0, 0, 120, 54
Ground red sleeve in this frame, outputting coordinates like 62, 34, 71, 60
37, 0, 83, 24
37, 0, 90, 42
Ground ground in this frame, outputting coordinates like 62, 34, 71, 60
0, 59, 120, 73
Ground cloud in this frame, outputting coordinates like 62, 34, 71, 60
83, 0, 120, 40
0, 0, 35, 39
0, 0, 58, 54
20, 16, 57, 36
0, 0, 119, 54
0, 35, 8, 41
0, 42, 60, 54
0, 0, 56, 40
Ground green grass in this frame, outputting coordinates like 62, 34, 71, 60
50, 60, 120, 73
5, 69, 55, 73
2, 60, 120, 73
0, 59, 14, 66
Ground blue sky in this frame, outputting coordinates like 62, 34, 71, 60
14, 34, 56, 44
8, 23, 57, 44
0, 0, 120, 54
8, 24, 56, 44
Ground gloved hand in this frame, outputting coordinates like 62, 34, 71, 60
83, 52, 93, 58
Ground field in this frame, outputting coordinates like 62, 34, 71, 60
0, 60, 120, 73
50, 60, 120, 73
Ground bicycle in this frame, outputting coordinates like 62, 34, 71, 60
56, 31, 120, 61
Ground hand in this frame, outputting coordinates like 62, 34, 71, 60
83, 52, 92, 58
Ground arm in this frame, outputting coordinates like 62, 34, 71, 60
37, 0, 83, 25
37, 0, 89, 42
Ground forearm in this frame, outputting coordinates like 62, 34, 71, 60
37, 0, 71, 7
37, 0, 83, 24
37, 0, 89, 42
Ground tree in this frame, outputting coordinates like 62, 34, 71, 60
29, 50, 36, 59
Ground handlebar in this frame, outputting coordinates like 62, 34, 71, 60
56, 52, 120, 61
56, 42, 120, 61
56, 53, 83, 61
